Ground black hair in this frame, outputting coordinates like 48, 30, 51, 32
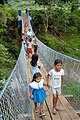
29, 38, 32, 42
54, 59, 63, 66
32, 72, 41, 82
30, 54, 38, 67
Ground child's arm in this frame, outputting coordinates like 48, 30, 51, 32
29, 86, 34, 98
43, 81, 48, 86
32, 42, 37, 46
61, 75, 64, 88
61, 75, 64, 83
29, 90, 34, 98
46, 74, 51, 89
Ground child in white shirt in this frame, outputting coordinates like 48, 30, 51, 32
29, 73, 47, 117
46, 59, 64, 114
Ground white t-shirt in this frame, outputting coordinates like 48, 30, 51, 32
27, 31, 33, 37
29, 79, 44, 89
48, 68, 64, 88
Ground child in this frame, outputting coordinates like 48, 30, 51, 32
27, 29, 33, 38
22, 33, 26, 41
23, 40, 27, 53
27, 38, 33, 57
27, 38, 37, 57
29, 72, 47, 117
30, 54, 41, 80
33, 39, 38, 53
24, 21, 28, 32
32, 35, 36, 42
46, 59, 64, 114
32, 35, 38, 53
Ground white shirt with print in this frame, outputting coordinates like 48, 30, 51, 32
48, 69, 64, 88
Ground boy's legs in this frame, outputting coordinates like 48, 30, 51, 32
52, 87, 61, 114
53, 94, 58, 108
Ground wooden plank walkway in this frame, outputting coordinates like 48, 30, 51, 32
26, 57, 80, 120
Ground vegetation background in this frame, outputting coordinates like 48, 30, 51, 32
0, 0, 80, 110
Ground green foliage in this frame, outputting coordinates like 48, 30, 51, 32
0, 44, 16, 81
67, 26, 78, 34
38, 34, 80, 60
0, 0, 4, 5
0, 4, 17, 33
63, 81, 80, 101
31, 10, 45, 33
35, 0, 52, 6
0, 3, 21, 91
31, 1, 80, 60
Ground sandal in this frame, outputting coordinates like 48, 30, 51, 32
52, 108, 56, 114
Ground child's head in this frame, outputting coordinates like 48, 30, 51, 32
32, 53, 38, 61
54, 59, 63, 71
29, 38, 32, 42
30, 54, 38, 67
33, 35, 35, 38
28, 29, 31, 31
22, 33, 24, 35
32, 72, 42, 82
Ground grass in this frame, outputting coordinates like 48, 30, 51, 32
62, 81, 80, 101
38, 33, 80, 60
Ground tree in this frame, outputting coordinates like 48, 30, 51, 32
0, 0, 7, 5
35, 0, 52, 6
0, 0, 4, 5
34, 0, 52, 32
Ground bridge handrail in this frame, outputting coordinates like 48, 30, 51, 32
0, 42, 23, 98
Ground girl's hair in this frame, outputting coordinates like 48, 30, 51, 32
30, 54, 38, 67
32, 72, 41, 82
29, 38, 32, 42
54, 59, 63, 66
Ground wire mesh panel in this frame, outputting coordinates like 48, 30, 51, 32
0, 42, 32, 120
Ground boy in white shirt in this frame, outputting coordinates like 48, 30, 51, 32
27, 29, 33, 38
46, 59, 64, 114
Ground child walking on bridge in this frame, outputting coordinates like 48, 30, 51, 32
46, 59, 64, 114
30, 53, 41, 80
27, 38, 37, 58
29, 72, 47, 117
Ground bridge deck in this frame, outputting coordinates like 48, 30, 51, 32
26, 57, 80, 120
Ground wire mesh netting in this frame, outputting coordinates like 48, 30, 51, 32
0, 42, 32, 120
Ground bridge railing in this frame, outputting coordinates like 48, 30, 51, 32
27, 11, 80, 112
0, 42, 32, 120
0, 10, 32, 120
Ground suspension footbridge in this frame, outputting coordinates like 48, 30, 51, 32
0, 9, 80, 120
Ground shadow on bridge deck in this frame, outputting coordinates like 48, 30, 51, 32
26, 56, 80, 120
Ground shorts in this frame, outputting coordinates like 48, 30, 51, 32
51, 87, 61, 95
27, 48, 32, 54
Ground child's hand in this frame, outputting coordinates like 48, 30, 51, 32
61, 84, 63, 89
30, 94, 34, 98
47, 84, 51, 89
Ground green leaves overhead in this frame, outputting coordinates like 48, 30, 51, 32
35, 0, 52, 6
